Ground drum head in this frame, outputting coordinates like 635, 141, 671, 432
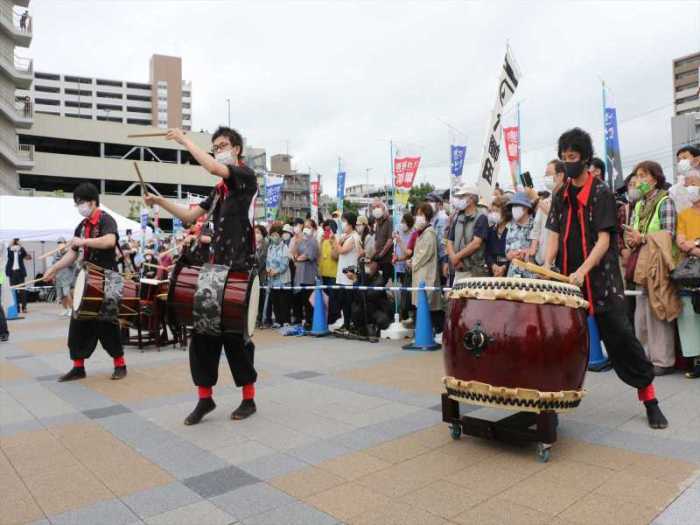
73, 269, 86, 309
247, 274, 260, 337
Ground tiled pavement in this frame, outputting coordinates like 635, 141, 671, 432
1, 303, 699, 525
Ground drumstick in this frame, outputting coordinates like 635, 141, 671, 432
38, 242, 70, 261
133, 162, 147, 196
512, 259, 571, 284
143, 262, 174, 271
127, 132, 169, 138
10, 276, 48, 289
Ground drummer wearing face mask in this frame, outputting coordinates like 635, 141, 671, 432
43, 182, 127, 383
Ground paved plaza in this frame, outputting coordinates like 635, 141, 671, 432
1, 303, 699, 525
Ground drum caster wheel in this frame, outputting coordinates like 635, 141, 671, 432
449, 422, 461, 440
536, 443, 551, 463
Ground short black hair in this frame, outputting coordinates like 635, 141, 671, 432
402, 212, 414, 228
212, 126, 244, 159
293, 217, 304, 226
254, 224, 268, 238
557, 128, 594, 163
73, 182, 100, 206
590, 157, 606, 177
342, 211, 357, 229
677, 145, 700, 158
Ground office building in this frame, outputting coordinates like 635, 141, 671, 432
16, 54, 192, 131
673, 52, 700, 116
270, 153, 310, 219
0, 0, 34, 195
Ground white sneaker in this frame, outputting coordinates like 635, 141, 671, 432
64, 309, 72, 317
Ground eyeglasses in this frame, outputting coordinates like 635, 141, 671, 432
211, 142, 232, 154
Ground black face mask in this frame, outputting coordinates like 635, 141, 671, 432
563, 160, 586, 179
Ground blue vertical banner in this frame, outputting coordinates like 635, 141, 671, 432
450, 145, 467, 189
264, 174, 284, 221
604, 107, 624, 189
336, 171, 346, 214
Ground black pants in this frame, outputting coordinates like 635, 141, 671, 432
270, 289, 291, 324
189, 332, 257, 387
9, 270, 27, 311
68, 317, 124, 360
257, 287, 272, 325
595, 305, 654, 390
339, 288, 354, 328
322, 277, 341, 324
292, 287, 313, 325
0, 286, 8, 337
378, 261, 393, 286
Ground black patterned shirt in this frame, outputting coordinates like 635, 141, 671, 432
198, 164, 258, 270
546, 173, 625, 313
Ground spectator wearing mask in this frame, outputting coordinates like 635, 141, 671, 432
590, 157, 606, 182
531, 160, 566, 265
319, 220, 341, 325
370, 200, 393, 284
412, 203, 443, 334
157, 243, 174, 280
446, 185, 489, 282
484, 197, 511, 276
505, 192, 536, 278
51, 238, 76, 317
620, 172, 641, 327
624, 161, 678, 376
266, 225, 291, 326
675, 182, 700, 378
141, 250, 157, 279
346, 255, 393, 336
5, 238, 31, 313
281, 224, 294, 246
255, 225, 272, 328
669, 145, 700, 213
290, 221, 319, 329
332, 212, 361, 334
426, 192, 449, 280
393, 213, 415, 320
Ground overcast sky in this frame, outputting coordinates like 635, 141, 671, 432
28, 0, 700, 193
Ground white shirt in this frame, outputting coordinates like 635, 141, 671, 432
10, 246, 20, 271
336, 232, 360, 285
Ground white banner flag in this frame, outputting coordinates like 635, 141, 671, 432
476, 47, 522, 204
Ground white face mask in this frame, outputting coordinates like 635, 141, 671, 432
357, 224, 365, 233
453, 198, 467, 211
628, 187, 641, 203
282, 232, 291, 241
255, 233, 263, 242
687, 186, 700, 203
77, 202, 93, 218
215, 151, 234, 165
372, 207, 384, 219
293, 225, 302, 234
415, 215, 427, 229
511, 206, 526, 222
543, 178, 555, 191
487, 212, 501, 225
400, 223, 408, 232
341, 221, 349, 232
428, 202, 437, 212
302, 228, 311, 237
678, 159, 692, 173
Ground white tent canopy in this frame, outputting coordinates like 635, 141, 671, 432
0, 195, 152, 242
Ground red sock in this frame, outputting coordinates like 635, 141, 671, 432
113, 356, 125, 368
637, 384, 656, 402
242, 384, 255, 400
73, 359, 84, 368
198, 386, 213, 399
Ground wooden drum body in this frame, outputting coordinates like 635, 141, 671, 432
443, 277, 590, 413
167, 263, 259, 339
72, 266, 138, 321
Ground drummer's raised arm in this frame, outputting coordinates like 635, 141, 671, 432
165, 128, 230, 179
144, 193, 205, 225
44, 248, 78, 282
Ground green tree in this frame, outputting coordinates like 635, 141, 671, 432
327, 199, 360, 217
408, 182, 435, 208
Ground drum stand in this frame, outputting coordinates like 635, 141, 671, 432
441, 394, 558, 462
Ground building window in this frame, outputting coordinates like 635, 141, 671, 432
675, 70, 696, 80
34, 85, 60, 94
182, 103, 191, 109
65, 101, 93, 109
65, 114, 93, 119
182, 91, 191, 97
126, 82, 150, 90
64, 75, 92, 84
35, 98, 60, 106
64, 88, 93, 96
126, 106, 151, 114
126, 94, 151, 102
96, 91, 123, 100
96, 103, 122, 111
96, 78, 122, 87
35, 72, 61, 81
20, 174, 101, 193
127, 118, 151, 125
677, 95, 699, 105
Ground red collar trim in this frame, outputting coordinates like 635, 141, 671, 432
563, 172, 594, 207
85, 208, 102, 226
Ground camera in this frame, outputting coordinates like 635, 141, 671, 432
342, 266, 357, 274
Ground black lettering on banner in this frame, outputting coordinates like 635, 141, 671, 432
503, 54, 519, 89
492, 113, 501, 132
481, 158, 494, 185
488, 135, 500, 162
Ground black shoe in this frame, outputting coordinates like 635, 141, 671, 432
184, 398, 216, 426
644, 399, 668, 429
111, 366, 127, 380
58, 367, 86, 382
231, 399, 256, 420
0, 334, 8, 342
653, 366, 675, 376
685, 359, 700, 379
303, 323, 312, 331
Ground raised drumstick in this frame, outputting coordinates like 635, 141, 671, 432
127, 132, 169, 138
512, 259, 572, 284
133, 162, 147, 196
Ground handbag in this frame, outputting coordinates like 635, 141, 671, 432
670, 255, 700, 288
624, 248, 641, 282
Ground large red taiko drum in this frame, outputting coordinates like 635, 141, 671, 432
443, 277, 589, 413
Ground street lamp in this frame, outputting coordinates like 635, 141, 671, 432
226, 98, 231, 127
